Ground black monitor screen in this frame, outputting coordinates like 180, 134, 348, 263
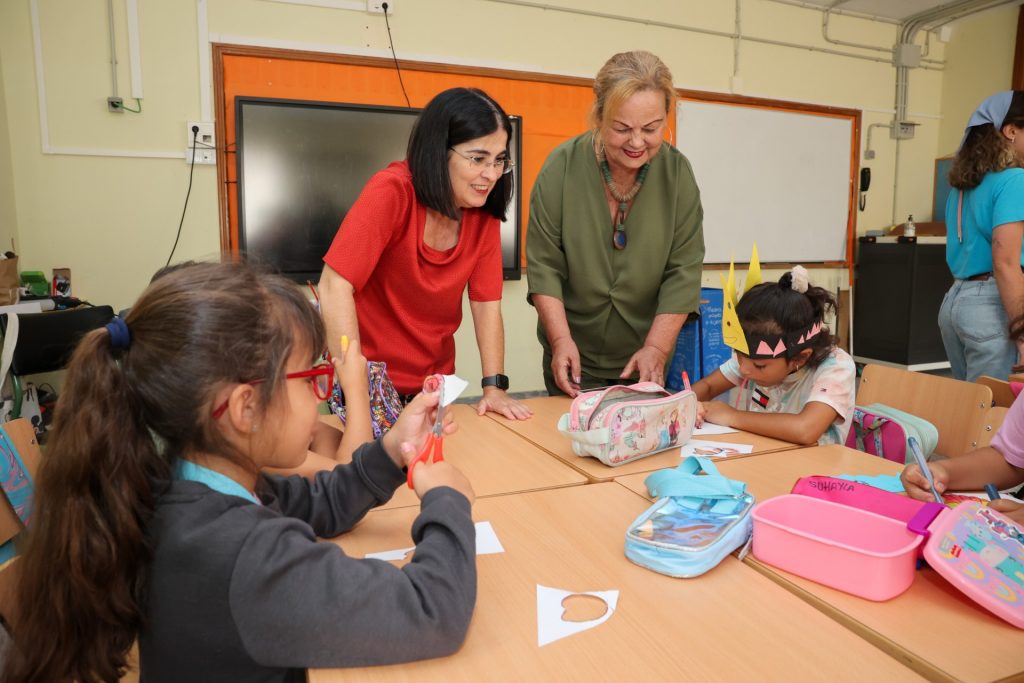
235, 97, 522, 283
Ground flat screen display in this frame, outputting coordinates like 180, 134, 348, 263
235, 97, 522, 282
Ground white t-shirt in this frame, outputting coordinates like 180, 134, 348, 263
718, 347, 857, 446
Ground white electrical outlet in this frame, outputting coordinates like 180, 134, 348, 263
367, 0, 395, 14
186, 121, 215, 149
184, 147, 216, 165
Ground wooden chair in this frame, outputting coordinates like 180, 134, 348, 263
856, 364, 993, 458
975, 406, 1009, 449
975, 375, 1017, 408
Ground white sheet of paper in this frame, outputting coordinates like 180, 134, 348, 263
475, 521, 505, 555
441, 374, 468, 407
364, 546, 414, 561
679, 439, 754, 458
692, 422, 738, 435
536, 585, 619, 647
365, 521, 504, 562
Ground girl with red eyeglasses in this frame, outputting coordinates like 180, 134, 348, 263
4, 262, 476, 682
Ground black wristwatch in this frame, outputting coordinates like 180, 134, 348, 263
481, 374, 510, 391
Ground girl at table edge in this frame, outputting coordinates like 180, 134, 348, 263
4, 261, 477, 682
903, 313, 1024, 525
526, 51, 705, 397
318, 87, 531, 420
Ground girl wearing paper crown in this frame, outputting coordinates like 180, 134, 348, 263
692, 253, 856, 446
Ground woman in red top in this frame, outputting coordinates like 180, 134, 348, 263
319, 88, 531, 420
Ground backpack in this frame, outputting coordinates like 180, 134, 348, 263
624, 456, 754, 578
844, 402, 939, 464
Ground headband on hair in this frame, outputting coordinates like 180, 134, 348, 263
106, 317, 131, 350
721, 248, 822, 360
958, 91, 1013, 151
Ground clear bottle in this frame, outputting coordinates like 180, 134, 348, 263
904, 214, 916, 237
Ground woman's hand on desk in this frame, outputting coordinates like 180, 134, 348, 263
695, 401, 707, 428
620, 345, 668, 385
476, 388, 533, 420
550, 337, 582, 397
900, 462, 949, 502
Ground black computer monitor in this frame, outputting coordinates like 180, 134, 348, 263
235, 97, 522, 283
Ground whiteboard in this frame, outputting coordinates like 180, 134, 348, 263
676, 100, 853, 263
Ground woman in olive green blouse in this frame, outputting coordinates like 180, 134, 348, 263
526, 51, 705, 397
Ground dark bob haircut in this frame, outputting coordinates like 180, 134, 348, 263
407, 87, 513, 221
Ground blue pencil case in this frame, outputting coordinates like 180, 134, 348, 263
624, 456, 754, 578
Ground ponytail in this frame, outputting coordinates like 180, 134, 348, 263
3, 261, 327, 682
4, 327, 163, 682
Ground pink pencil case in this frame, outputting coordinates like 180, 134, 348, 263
752, 495, 1024, 627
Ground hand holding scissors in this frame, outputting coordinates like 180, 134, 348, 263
407, 375, 446, 489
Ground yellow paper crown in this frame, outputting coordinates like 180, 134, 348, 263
720, 244, 762, 356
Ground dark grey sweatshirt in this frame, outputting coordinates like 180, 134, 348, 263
138, 440, 476, 682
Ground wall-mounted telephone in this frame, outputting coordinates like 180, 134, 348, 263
859, 167, 871, 211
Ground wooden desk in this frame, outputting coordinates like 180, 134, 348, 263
377, 404, 586, 510
615, 443, 900, 502
309, 484, 920, 682
487, 396, 798, 483
619, 445, 1024, 683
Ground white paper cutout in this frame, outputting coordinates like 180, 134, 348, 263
475, 521, 505, 555
441, 374, 468, 407
365, 522, 504, 562
536, 585, 619, 647
680, 439, 754, 458
365, 546, 414, 561
692, 422, 738, 436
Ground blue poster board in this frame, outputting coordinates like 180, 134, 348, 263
667, 288, 731, 391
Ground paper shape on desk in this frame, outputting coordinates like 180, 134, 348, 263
680, 440, 753, 458
536, 585, 619, 647
365, 522, 504, 562
441, 375, 468, 407
365, 546, 414, 562
692, 422, 738, 436
475, 521, 505, 555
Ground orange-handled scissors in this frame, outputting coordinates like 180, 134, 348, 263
407, 375, 445, 489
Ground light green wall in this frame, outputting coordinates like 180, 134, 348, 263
0, 0, 1016, 395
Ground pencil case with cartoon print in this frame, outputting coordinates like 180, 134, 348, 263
557, 382, 697, 467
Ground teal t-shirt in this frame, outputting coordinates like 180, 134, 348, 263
945, 167, 1024, 279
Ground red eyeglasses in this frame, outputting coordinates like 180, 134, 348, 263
212, 363, 334, 419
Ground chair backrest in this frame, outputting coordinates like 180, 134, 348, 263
0, 305, 114, 376
856, 364, 993, 458
975, 375, 1016, 408
975, 406, 1010, 449
0, 418, 41, 546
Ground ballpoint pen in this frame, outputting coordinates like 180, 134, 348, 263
908, 436, 942, 504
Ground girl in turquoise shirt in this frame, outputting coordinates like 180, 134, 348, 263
939, 91, 1024, 381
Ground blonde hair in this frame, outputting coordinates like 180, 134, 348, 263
590, 51, 675, 130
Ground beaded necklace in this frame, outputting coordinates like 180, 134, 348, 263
596, 145, 650, 250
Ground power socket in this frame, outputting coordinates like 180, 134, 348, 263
107, 96, 124, 113
186, 121, 215, 149
367, 0, 395, 13
184, 147, 216, 165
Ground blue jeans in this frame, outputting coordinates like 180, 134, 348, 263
937, 278, 1016, 381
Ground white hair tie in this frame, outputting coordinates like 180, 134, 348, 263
790, 265, 809, 294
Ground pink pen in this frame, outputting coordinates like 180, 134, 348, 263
681, 371, 691, 392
